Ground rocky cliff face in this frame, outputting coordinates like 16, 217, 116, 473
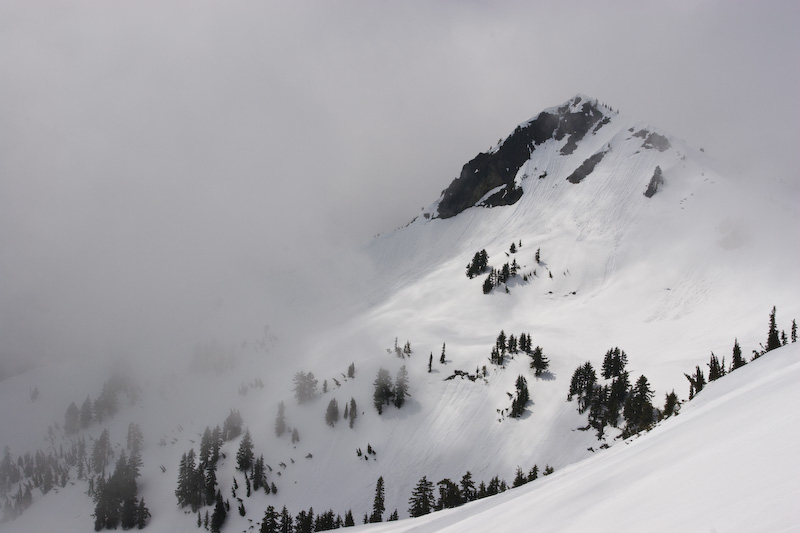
436, 95, 611, 219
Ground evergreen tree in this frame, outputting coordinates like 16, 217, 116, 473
348, 362, 356, 378
730, 339, 747, 371
373, 368, 393, 415
767, 306, 781, 352
393, 366, 409, 409
81, 396, 93, 429
236, 429, 255, 472
92, 429, 112, 475
623, 375, 655, 436
325, 398, 340, 427
535, 247, 541, 263
529, 346, 550, 376
64, 402, 80, 435
408, 476, 434, 517
261, 505, 278, 533
344, 510, 354, 527
322, 379, 328, 394
291, 428, 300, 444
509, 375, 530, 418
459, 471, 476, 502
370, 476, 385, 523
707, 352, 726, 381
528, 465, 539, 482
684, 366, 706, 400
127, 423, 143, 457
388, 509, 399, 521
601, 347, 628, 379
292, 372, 318, 404
136, 498, 150, 529
512, 467, 527, 487
662, 390, 679, 418
205, 462, 218, 506
482, 275, 493, 294
275, 401, 287, 437
349, 398, 357, 429
428, 352, 433, 373
466, 249, 489, 278
210, 490, 226, 533
94, 381, 119, 423
440, 343, 446, 364
568, 362, 597, 413
279, 506, 292, 533
252, 455, 267, 492
223, 409, 243, 441
435, 478, 462, 510
792, 319, 797, 343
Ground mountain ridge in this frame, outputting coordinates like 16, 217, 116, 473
1, 96, 798, 532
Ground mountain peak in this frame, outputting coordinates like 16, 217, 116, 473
435, 95, 616, 219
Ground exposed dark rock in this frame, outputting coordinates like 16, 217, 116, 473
436, 96, 610, 219
642, 132, 671, 152
566, 149, 609, 184
643, 166, 664, 198
632, 128, 671, 152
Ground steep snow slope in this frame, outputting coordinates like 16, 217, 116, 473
1, 95, 797, 531
361, 343, 800, 533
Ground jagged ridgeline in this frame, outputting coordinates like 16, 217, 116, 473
436, 96, 613, 218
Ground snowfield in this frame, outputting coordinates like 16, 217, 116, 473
1, 96, 798, 532
359, 343, 800, 533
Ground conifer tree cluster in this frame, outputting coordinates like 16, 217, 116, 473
465, 249, 489, 278
391, 338, 412, 358
259, 504, 353, 532
342, 397, 358, 429
508, 375, 530, 418
292, 372, 319, 404
92, 448, 149, 530
177, 414, 276, 525
222, 409, 243, 441
569, 350, 662, 438
63, 375, 140, 437
481, 260, 521, 294
489, 331, 543, 367
325, 399, 340, 427
373, 366, 409, 415
1, 433, 96, 521
408, 465, 552, 518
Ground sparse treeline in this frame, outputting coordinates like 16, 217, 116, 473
686, 306, 796, 400
466, 242, 553, 294
407, 464, 554, 518
489, 330, 549, 375
2, 385, 150, 528
176, 411, 276, 533
64, 374, 141, 436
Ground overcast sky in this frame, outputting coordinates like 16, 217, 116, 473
1, 1, 798, 370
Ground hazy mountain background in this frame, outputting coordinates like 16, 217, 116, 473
2, 1, 799, 377
1, 3, 799, 532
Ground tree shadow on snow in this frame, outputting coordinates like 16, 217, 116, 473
379, 398, 423, 420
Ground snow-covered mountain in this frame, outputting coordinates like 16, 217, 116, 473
1, 95, 797, 532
